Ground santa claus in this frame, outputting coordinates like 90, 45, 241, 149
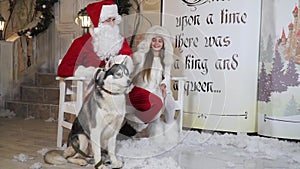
57, 0, 132, 78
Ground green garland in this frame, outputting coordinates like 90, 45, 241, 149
18, 0, 58, 38
113, 0, 132, 15
17, 0, 131, 38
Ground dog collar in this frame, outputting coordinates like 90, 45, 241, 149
101, 87, 123, 95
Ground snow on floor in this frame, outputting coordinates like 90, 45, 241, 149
0, 109, 15, 118
8, 128, 300, 169
117, 131, 300, 169
1, 108, 299, 169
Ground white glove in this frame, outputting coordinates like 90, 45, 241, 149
74, 66, 96, 79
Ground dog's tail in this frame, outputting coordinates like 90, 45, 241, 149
44, 149, 68, 165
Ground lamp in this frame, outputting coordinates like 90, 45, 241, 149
76, 8, 91, 35
0, 14, 5, 40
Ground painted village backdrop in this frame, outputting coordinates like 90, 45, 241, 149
258, 0, 300, 139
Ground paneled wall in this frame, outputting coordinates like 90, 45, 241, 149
53, 0, 98, 73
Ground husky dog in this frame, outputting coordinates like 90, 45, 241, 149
45, 55, 133, 169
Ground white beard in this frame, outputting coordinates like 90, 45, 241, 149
91, 24, 124, 60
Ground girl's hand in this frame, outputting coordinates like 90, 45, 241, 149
160, 84, 167, 98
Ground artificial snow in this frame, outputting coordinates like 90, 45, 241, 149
1, 110, 299, 168
29, 162, 42, 169
45, 117, 56, 122
115, 130, 300, 169
37, 148, 49, 156
0, 109, 15, 118
15, 129, 297, 169
13, 153, 34, 163
25, 116, 35, 120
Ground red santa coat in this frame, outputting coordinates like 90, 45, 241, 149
57, 33, 132, 77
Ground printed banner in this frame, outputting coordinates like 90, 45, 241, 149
258, 0, 300, 140
162, 0, 261, 132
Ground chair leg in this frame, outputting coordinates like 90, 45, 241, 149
173, 77, 186, 133
57, 121, 63, 147
179, 109, 183, 133
57, 80, 66, 147
57, 106, 64, 147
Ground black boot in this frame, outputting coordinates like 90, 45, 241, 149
119, 121, 137, 137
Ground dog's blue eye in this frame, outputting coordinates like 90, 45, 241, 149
119, 65, 129, 76
123, 68, 129, 76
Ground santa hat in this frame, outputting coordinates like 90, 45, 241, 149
86, 0, 121, 27
133, 26, 174, 66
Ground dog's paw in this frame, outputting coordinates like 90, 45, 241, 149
87, 158, 95, 164
67, 158, 88, 166
111, 160, 123, 168
77, 159, 88, 166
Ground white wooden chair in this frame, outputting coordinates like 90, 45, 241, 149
56, 76, 87, 147
56, 75, 186, 147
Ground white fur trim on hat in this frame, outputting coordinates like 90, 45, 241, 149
99, 4, 121, 25
133, 26, 174, 66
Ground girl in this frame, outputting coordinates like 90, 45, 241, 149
125, 26, 177, 135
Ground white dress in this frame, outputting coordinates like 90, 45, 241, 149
134, 57, 171, 98
133, 57, 176, 124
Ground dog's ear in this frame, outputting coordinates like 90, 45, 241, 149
105, 58, 114, 71
121, 57, 127, 65
94, 68, 105, 84
93, 68, 105, 97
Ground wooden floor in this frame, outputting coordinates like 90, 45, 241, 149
0, 117, 94, 169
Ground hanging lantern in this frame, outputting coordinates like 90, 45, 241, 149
0, 14, 6, 40
76, 8, 91, 35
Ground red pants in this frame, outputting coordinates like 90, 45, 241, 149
127, 86, 163, 123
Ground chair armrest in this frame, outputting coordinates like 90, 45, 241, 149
56, 76, 88, 96
56, 76, 87, 81
171, 76, 187, 81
